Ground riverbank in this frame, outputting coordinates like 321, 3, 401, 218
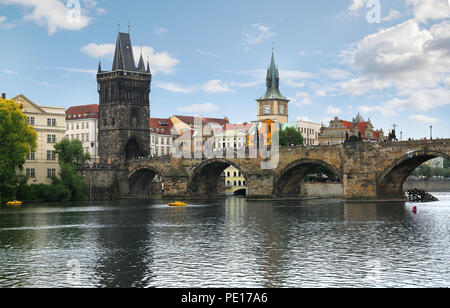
405, 179, 450, 192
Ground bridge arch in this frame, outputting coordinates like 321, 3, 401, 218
188, 159, 248, 197
274, 159, 342, 198
377, 149, 450, 199
128, 165, 164, 196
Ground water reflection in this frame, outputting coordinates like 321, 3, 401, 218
0, 195, 450, 288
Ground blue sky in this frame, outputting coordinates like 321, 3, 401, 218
0, 0, 449, 139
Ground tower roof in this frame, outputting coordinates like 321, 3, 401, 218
112, 32, 137, 71
258, 51, 287, 101
138, 53, 146, 71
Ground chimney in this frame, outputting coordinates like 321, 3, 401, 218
1, 93, 5, 99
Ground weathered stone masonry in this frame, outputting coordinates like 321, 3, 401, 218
82, 139, 450, 200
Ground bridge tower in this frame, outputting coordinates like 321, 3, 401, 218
97, 31, 151, 164
256, 50, 290, 123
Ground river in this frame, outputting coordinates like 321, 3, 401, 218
1, 194, 450, 288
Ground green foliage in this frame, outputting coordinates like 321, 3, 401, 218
279, 127, 304, 147
0, 98, 37, 204
54, 138, 91, 170
54, 164, 86, 201
52, 138, 91, 201
412, 163, 450, 179
444, 159, 450, 169
17, 183, 71, 203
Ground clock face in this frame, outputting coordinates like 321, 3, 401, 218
280, 105, 285, 114
264, 105, 271, 115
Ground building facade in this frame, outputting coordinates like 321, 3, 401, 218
224, 165, 247, 196
97, 31, 152, 164
65, 104, 99, 163
319, 114, 385, 145
150, 118, 174, 157
281, 120, 321, 146
256, 51, 290, 123
12, 94, 66, 184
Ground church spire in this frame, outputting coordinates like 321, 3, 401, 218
98, 60, 102, 73
258, 50, 286, 100
146, 59, 151, 73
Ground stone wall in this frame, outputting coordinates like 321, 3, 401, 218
301, 183, 343, 198
404, 180, 450, 192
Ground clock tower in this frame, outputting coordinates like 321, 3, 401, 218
256, 51, 289, 123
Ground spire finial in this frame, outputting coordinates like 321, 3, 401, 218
128, 21, 130, 34
118, 19, 120, 32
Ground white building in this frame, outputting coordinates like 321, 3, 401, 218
12, 94, 66, 184
281, 120, 321, 146
65, 104, 99, 163
150, 118, 174, 157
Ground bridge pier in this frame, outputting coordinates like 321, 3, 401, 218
162, 175, 189, 198
342, 173, 377, 200
247, 172, 275, 199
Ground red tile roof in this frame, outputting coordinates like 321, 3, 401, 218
150, 118, 173, 135
66, 104, 98, 120
173, 115, 229, 126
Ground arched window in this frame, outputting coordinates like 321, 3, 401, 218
233, 172, 237, 177
238, 180, 241, 186
234, 181, 237, 186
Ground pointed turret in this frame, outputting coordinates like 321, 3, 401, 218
112, 32, 136, 71
98, 61, 102, 73
146, 60, 151, 73
138, 53, 146, 71
259, 51, 287, 100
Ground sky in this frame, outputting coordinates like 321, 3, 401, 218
0, 0, 449, 139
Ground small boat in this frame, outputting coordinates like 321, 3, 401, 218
168, 201, 187, 207
6, 200, 23, 206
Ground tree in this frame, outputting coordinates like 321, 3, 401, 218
0, 98, 37, 204
53, 138, 91, 201
54, 138, 91, 170
444, 159, 450, 169
279, 127, 304, 147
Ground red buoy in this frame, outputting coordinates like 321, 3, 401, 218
412, 206, 417, 213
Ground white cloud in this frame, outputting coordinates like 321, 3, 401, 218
0, 0, 93, 34
320, 69, 352, 80
154, 81, 195, 94
177, 102, 219, 113
36, 66, 96, 75
338, 18, 450, 115
290, 92, 314, 108
202, 80, 234, 93
81, 43, 180, 75
154, 27, 168, 35
348, 0, 366, 13
0, 16, 15, 29
326, 105, 342, 116
410, 114, 441, 124
195, 49, 223, 60
242, 23, 276, 52
1, 69, 17, 75
406, 0, 450, 23
383, 9, 405, 22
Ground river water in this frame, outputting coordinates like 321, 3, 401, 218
0, 194, 450, 288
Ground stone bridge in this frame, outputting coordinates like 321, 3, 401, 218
82, 139, 450, 201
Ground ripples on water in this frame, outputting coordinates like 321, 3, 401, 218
0, 194, 450, 288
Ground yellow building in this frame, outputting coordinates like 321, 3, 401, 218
224, 165, 247, 196
12, 94, 66, 184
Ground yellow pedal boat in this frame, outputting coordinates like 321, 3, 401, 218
6, 200, 23, 206
168, 201, 187, 207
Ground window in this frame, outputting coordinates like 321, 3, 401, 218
27, 117, 35, 125
86, 122, 89, 129
76, 134, 79, 140
82, 122, 84, 129
26, 168, 36, 178
47, 150, 56, 160
47, 118, 56, 127
71, 123, 74, 130
81, 133, 85, 142
47, 169, 56, 178
47, 134, 56, 143
67, 124, 69, 130
27, 152, 35, 160
86, 133, 89, 142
